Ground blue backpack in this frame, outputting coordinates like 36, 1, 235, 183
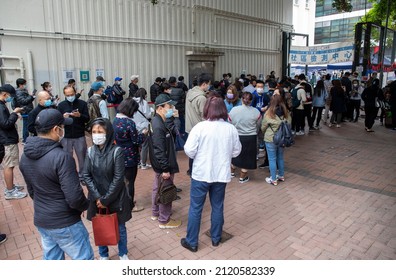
104, 86, 118, 104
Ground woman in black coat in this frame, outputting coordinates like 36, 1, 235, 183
329, 79, 347, 128
361, 78, 381, 132
83, 118, 132, 260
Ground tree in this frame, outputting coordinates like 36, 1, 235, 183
360, 0, 396, 31
332, 0, 352, 13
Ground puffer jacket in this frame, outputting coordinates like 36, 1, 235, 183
149, 114, 179, 174
0, 101, 19, 145
83, 118, 132, 224
15, 88, 34, 114
20, 136, 89, 229
170, 86, 186, 115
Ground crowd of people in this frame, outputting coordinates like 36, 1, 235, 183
1, 68, 396, 256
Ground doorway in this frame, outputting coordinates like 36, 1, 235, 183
188, 61, 215, 88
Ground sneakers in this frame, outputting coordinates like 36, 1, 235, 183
295, 131, 305, 136
336, 124, 341, 128
0, 234, 7, 245
99, 256, 109, 260
119, 254, 129, 260
231, 172, 235, 178
132, 205, 144, 212
265, 177, 278, 186
151, 216, 159, 221
239, 177, 250, 183
159, 219, 181, 229
3, 185, 24, 195
140, 164, 152, 170
5, 188, 27, 200
276, 175, 285, 182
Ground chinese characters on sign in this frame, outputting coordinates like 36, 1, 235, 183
290, 42, 354, 65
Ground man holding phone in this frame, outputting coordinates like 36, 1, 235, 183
14, 78, 35, 144
57, 85, 90, 183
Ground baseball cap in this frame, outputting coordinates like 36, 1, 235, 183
0, 84, 16, 96
130, 75, 139, 80
115, 77, 123, 81
91, 81, 105, 91
96, 76, 105, 82
35, 109, 73, 132
155, 94, 177, 107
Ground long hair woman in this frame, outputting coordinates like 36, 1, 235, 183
261, 93, 291, 186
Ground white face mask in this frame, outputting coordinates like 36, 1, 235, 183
92, 133, 106, 145
256, 88, 264, 94
57, 126, 64, 142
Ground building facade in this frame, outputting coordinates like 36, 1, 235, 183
0, 0, 293, 100
315, 0, 373, 44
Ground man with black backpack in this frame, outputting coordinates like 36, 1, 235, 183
110, 76, 126, 109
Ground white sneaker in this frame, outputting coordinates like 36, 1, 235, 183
5, 188, 27, 200
4, 185, 24, 195
296, 131, 305, 136
99, 256, 109, 260
140, 164, 152, 170
119, 254, 129, 260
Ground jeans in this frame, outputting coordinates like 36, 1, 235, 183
37, 220, 94, 260
99, 223, 127, 257
311, 106, 324, 127
61, 137, 87, 177
152, 173, 174, 224
265, 142, 285, 181
186, 179, 226, 247
350, 99, 361, 121
22, 116, 29, 143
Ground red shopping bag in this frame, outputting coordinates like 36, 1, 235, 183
92, 208, 119, 246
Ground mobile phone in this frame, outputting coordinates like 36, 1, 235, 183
32, 89, 37, 95
72, 109, 79, 112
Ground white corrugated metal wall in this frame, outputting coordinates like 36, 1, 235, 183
0, 0, 293, 99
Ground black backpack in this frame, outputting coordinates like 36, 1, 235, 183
291, 87, 301, 108
270, 117, 295, 148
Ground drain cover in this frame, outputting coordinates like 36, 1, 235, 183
204, 230, 233, 243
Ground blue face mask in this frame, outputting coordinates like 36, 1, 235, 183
5, 96, 12, 103
165, 108, 174, 119
44, 99, 52, 107
66, 96, 76, 103
264, 85, 269, 92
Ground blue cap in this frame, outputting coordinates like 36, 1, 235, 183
91, 81, 105, 91
115, 77, 122, 81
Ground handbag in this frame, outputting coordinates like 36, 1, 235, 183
156, 177, 178, 205
92, 207, 120, 246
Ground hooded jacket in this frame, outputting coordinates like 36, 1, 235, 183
185, 86, 207, 133
0, 100, 19, 145
82, 118, 132, 223
19, 136, 89, 229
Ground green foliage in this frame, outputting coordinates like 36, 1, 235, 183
332, 0, 353, 13
360, 0, 396, 30
149, 0, 159, 5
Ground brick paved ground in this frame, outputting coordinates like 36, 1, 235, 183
1, 118, 395, 260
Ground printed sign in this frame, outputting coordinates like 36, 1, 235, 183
95, 69, 105, 79
290, 42, 354, 65
62, 69, 75, 83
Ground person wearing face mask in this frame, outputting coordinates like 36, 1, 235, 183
111, 77, 126, 108
41, 81, 59, 107
349, 79, 363, 123
83, 117, 133, 260
224, 85, 242, 113
27, 91, 53, 136
14, 78, 35, 144
20, 109, 94, 260
57, 86, 90, 182
149, 94, 181, 229
0, 84, 27, 200
185, 73, 211, 175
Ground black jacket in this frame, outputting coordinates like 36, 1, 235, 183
57, 99, 90, 138
20, 137, 89, 229
15, 88, 34, 114
83, 118, 132, 224
0, 101, 19, 145
330, 87, 347, 113
341, 76, 352, 96
150, 83, 161, 102
129, 83, 139, 98
112, 83, 126, 104
27, 104, 48, 136
170, 86, 186, 115
362, 85, 382, 108
149, 114, 179, 174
